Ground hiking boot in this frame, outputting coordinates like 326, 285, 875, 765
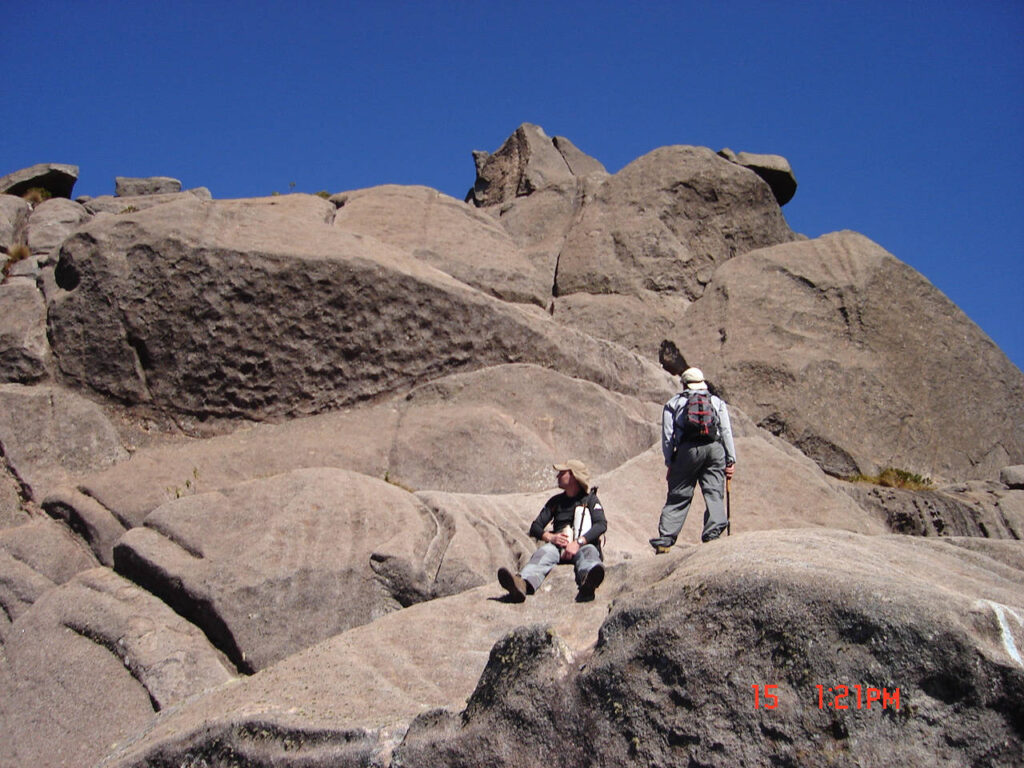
497, 567, 527, 602
701, 531, 722, 543
576, 563, 605, 601
650, 539, 672, 554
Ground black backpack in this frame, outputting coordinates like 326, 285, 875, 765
674, 390, 720, 445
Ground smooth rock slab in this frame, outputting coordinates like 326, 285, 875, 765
0, 567, 234, 768
113, 467, 454, 673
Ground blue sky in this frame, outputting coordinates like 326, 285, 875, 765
4, 1, 1022, 371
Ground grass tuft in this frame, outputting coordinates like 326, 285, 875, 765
847, 467, 934, 491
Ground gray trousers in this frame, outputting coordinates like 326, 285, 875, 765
521, 542, 602, 591
652, 441, 728, 545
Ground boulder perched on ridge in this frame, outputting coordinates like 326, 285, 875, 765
0, 163, 79, 199
115, 176, 182, 196
26, 197, 90, 258
719, 147, 798, 205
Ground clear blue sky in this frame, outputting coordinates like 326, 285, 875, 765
4, 1, 1022, 371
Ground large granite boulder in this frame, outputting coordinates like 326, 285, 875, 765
0, 567, 234, 768
332, 184, 551, 305
0, 163, 79, 199
680, 230, 1024, 481
46, 194, 672, 422
0, 278, 50, 383
554, 144, 796, 300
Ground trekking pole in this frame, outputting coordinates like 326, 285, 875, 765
726, 477, 732, 536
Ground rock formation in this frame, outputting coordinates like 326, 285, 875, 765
1, 126, 1022, 767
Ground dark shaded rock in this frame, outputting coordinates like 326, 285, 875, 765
658, 338, 689, 375
719, 147, 798, 205
115, 176, 182, 196
0, 163, 79, 199
394, 530, 1024, 768
841, 481, 1024, 539
681, 230, 1024, 481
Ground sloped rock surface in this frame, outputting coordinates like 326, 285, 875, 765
333, 184, 551, 305
0, 567, 234, 768
681, 230, 1024, 481
395, 531, 1024, 768
113, 467, 458, 673
47, 194, 671, 421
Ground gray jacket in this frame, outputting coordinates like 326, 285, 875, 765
661, 389, 737, 467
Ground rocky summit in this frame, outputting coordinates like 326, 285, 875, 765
1, 124, 1022, 768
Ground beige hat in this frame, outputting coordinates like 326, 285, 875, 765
682, 367, 708, 390
553, 459, 591, 491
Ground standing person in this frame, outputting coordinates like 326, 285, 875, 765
498, 460, 607, 602
650, 367, 736, 552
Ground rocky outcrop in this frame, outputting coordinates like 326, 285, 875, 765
719, 147, 798, 205
1002, 465, 1024, 489
46, 195, 671, 422
466, 123, 606, 208
842, 481, 1024, 538
115, 176, 182, 196
0, 163, 79, 199
2, 127, 1022, 768
679, 230, 1024, 481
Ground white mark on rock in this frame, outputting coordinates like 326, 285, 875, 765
981, 600, 1024, 668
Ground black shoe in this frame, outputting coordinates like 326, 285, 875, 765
497, 567, 527, 602
650, 538, 671, 554
701, 531, 722, 543
577, 563, 605, 601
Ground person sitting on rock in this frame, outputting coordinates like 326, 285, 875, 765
498, 460, 607, 602
650, 367, 736, 552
